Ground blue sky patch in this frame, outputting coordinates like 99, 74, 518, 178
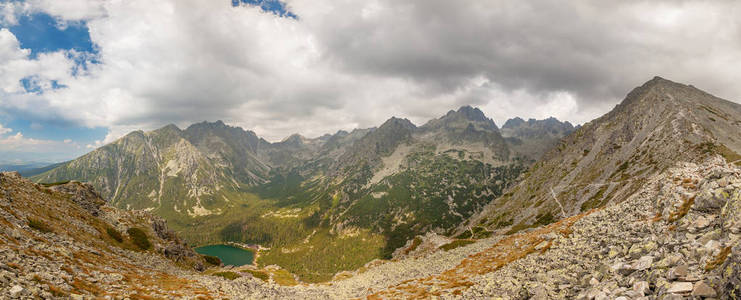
2, 117, 107, 146
233, 0, 297, 19
8, 12, 96, 58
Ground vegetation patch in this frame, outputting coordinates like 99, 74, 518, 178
699, 142, 741, 166
48, 284, 68, 297
213, 271, 241, 280
259, 228, 384, 283
705, 246, 731, 271
581, 185, 609, 211
243, 269, 269, 281
39, 180, 71, 187
203, 255, 221, 266
127, 228, 152, 250
106, 226, 123, 243
668, 195, 695, 223
534, 212, 555, 226
505, 221, 535, 235
403, 237, 423, 255
27, 217, 53, 233
270, 269, 298, 286
439, 239, 476, 251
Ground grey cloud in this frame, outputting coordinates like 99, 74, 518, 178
299, 0, 741, 109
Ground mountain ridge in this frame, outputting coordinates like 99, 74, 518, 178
460, 76, 741, 236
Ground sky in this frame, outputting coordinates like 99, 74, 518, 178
0, 0, 740, 164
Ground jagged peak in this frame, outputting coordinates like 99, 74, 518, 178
380, 117, 416, 130
280, 133, 305, 144
502, 117, 525, 129
187, 120, 228, 130
454, 105, 489, 122
157, 123, 182, 132
426, 105, 498, 131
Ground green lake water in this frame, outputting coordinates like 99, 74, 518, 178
194, 244, 255, 266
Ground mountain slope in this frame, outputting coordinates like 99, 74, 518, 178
0, 172, 210, 298
463, 76, 741, 236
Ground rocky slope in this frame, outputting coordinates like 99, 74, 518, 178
462, 77, 741, 238
3, 156, 739, 298
0, 171, 209, 298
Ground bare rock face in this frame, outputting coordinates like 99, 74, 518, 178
149, 215, 204, 270
49, 181, 106, 216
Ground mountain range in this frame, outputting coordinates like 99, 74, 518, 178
32, 105, 573, 281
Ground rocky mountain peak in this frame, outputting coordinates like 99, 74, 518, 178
422, 105, 498, 132
278, 133, 306, 147
500, 116, 574, 138
160, 123, 182, 132
451, 105, 490, 123
379, 117, 416, 131
502, 117, 525, 129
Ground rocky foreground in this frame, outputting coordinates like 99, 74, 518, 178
2, 155, 740, 299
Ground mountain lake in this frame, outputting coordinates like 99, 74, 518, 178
194, 244, 255, 266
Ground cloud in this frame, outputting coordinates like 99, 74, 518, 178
0, 131, 79, 152
0, 124, 11, 135
0, 0, 740, 145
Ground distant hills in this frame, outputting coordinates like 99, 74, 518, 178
0, 162, 64, 177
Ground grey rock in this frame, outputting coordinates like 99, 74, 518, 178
667, 264, 688, 280
633, 255, 653, 271
633, 281, 650, 296
666, 281, 693, 293
691, 281, 717, 297
9, 285, 24, 297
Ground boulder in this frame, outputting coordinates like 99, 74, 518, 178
691, 281, 716, 297
666, 281, 693, 294
667, 264, 688, 280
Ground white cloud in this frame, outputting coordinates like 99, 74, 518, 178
28, 0, 106, 22
0, 0, 740, 145
0, 124, 11, 135
0, 131, 77, 151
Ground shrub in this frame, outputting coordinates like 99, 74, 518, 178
127, 228, 151, 250
27, 217, 52, 233
243, 270, 269, 281
439, 239, 476, 251
213, 271, 241, 280
39, 180, 71, 187
203, 255, 221, 266
106, 226, 123, 243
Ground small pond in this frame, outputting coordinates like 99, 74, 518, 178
194, 244, 255, 266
